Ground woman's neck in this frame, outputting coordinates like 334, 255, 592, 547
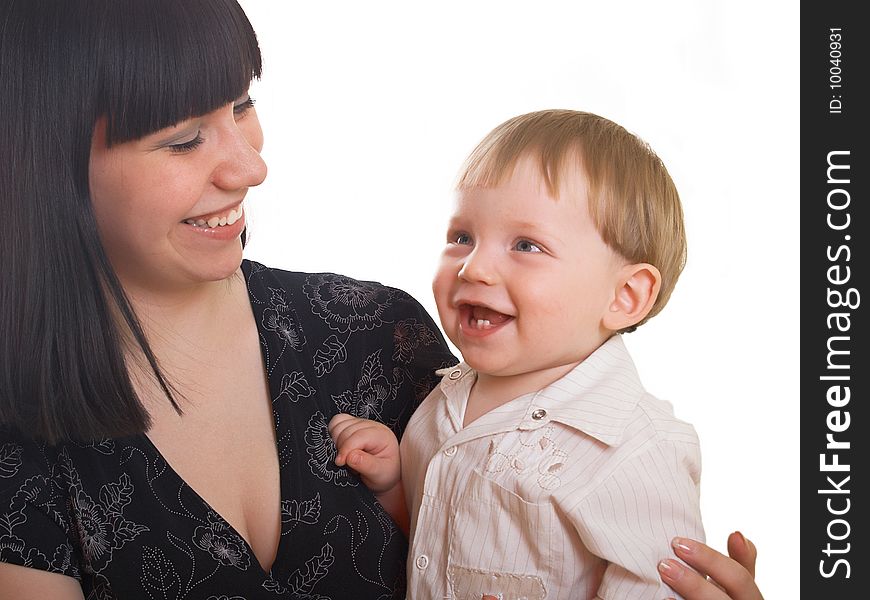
119, 269, 252, 405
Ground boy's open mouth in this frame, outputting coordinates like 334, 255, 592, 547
459, 303, 513, 331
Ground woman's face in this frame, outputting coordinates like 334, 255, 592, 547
89, 94, 266, 296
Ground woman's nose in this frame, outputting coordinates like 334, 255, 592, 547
212, 123, 267, 191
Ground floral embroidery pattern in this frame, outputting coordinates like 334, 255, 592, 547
275, 371, 316, 404
331, 350, 400, 421
139, 545, 182, 598
323, 502, 398, 593
192, 512, 251, 570
303, 274, 395, 332
485, 427, 568, 491
262, 286, 307, 353
312, 333, 348, 377
0, 262, 454, 598
0, 471, 75, 577
0, 443, 22, 479
392, 318, 439, 364
287, 543, 334, 595
263, 543, 334, 597
281, 493, 321, 535
304, 412, 357, 487
0, 533, 52, 570
65, 465, 149, 571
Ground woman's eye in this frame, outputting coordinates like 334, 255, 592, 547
453, 233, 472, 245
168, 132, 205, 154
234, 96, 256, 118
514, 239, 542, 253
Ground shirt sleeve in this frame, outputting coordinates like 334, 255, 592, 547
571, 437, 704, 600
0, 439, 80, 580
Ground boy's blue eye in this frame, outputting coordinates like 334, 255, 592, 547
514, 239, 542, 253
168, 132, 205, 154
454, 233, 472, 245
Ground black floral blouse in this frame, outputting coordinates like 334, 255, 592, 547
0, 260, 456, 599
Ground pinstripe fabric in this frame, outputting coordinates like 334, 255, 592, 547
401, 335, 704, 600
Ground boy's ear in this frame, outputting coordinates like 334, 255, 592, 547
603, 263, 662, 331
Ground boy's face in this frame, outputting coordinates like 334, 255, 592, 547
433, 155, 627, 381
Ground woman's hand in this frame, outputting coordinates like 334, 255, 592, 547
658, 532, 763, 600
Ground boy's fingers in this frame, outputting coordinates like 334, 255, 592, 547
346, 449, 380, 476
330, 419, 376, 448
328, 413, 354, 428
328, 413, 358, 438
328, 415, 354, 442
334, 428, 391, 464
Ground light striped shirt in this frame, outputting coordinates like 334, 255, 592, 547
401, 335, 704, 599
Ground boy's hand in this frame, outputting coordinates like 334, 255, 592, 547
328, 413, 401, 495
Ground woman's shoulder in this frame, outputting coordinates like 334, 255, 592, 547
242, 259, 439, 325
0, 429, 132, 498
243, 259, 416, 297
241, 260, 457, 426
1, 428, 54, 485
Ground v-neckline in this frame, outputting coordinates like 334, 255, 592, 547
139, 431, 282, 576
139, 265, 285, 576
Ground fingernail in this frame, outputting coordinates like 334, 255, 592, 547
671, 537, 693, 554
735, 530, 748, 549
658, 559, 684, 581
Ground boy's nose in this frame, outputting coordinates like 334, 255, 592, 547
458, 248, 498, 285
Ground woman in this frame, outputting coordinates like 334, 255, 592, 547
0, 1, 762, 597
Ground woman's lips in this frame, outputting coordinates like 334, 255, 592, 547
181, 203, 246, 241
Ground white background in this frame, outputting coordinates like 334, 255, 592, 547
239, 1, 798, 596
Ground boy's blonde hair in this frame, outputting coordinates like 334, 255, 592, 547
457, 109, 686, 330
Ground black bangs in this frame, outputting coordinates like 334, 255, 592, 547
97, 0, 262, 145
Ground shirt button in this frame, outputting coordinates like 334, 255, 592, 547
448, 368, 462, 380
415, 554, 429, 570
531, 408, 547, 420
443, 446, 457, 457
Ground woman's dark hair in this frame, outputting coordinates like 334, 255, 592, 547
0, 0, 262, 443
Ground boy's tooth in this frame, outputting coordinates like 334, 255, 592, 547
227, 209, 239, 225
196, 219, 206, 226
219, 216, 227, 226
207, 217, 220, 228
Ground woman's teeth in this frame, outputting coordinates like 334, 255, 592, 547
473, 319, 492, 329
184, 204, 243, 228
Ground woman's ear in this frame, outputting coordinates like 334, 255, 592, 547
603, 263, 662, 331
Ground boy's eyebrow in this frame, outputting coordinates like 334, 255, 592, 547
508, 219, 562, 239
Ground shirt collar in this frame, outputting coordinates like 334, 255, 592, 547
437, 335, 646, 447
